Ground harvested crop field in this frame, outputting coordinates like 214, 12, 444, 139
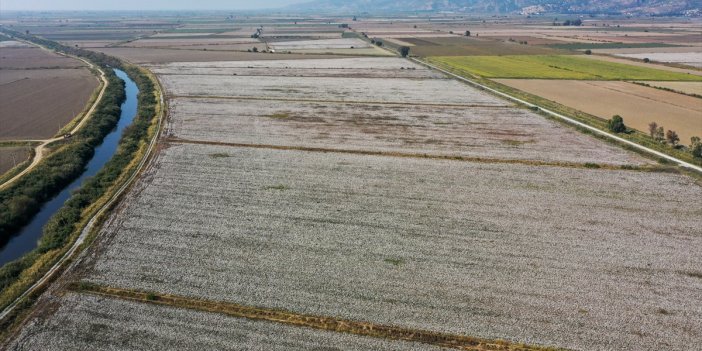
639, 81, 702, 95
268, 38, 370, 50
91, 47, 347, 63
614, 52, 702, 68
121, 37, 261, 48
160, 74, 508, 105
7, 292, 441, 351
398, 37, 563, 57
495, 79, 702, 142
0, 146, 31, 174
429, 55, 702, 81
0, 47, 85, 69
0, 67, 99, 140
83, 143, 702, 351
168, 97, 648, 165
149, 57, 443, 78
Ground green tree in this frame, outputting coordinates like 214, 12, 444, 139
400, 46, 410, 57
608, 115, 626, 133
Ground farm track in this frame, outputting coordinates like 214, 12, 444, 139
71, 283, 562, 351
0, 42, 109, 191
167, 137, 665, 171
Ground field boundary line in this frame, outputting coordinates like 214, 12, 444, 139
71, 283, 564, 351
167, 138, 667, 172
0, 40, 109, 190
170, 94, 512, 108
0, 70, 166, 322
412, 58, 702, 174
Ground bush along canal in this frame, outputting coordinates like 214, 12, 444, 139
0, 69, 138, 266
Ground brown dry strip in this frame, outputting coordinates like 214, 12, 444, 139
166, 138, 665, 172
71, 283, 562, 351
169, 94, 514, 108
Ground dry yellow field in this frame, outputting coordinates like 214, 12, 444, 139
495, 79, 702, 142
639, 81, 702, 95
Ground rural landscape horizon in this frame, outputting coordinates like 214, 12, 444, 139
0, 1, 700, 350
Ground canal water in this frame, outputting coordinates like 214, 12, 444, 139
0, 69, 138, 266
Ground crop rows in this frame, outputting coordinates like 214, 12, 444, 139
83, 143, 702, 351
7, 292, 443, 351
167, 97, 649, 166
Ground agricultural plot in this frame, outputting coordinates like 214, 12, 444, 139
0, 47, 85, 69
638, 81, 702, 95
495, 79, 702, 142
160, 74, 509, 105
149, 57, 443, 78
83, 143, 702, 351
121, 37, 260, 48
0, 147, 31, 174
0, 68, 99, 140
268, 38, 370, 50
92, 47, 345, 63
399, 37, 562, 57
428, 55, 702, 81
168, 97, 648, 166
8, 293, 439, 351
614, 52, 702, 68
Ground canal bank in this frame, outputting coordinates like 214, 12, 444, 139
0, 69, 138, 266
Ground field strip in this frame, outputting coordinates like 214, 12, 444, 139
0, 41, 109, 191
167, 138, 665, 171
412, 58, 702, 174
170, 94, 515, 108
0, 71, 165, 323
70, 283, 563, 351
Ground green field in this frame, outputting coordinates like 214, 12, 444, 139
427, 55, 702, 81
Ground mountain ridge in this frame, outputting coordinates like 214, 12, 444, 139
291, 0, 702, 16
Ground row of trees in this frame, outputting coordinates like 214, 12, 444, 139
649, 122, 701, 158
607, 115, 701, 159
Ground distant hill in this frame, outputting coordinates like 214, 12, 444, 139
291, 0, 702, 16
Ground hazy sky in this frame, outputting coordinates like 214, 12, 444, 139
0, 0, 307, 11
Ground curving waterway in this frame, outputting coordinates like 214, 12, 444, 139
0, 69, 138, 266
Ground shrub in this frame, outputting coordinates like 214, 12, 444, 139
607, 115, 626, 133
399, 46, 410, 57
584, 49, 592, 55
690, 137, 702, 158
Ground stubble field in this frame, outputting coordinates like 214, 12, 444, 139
0, 68, 99, 140
82, 143, 702, 351
8, 292, 441, 351
0, 147, 31, 174
495, 79, 702, 142
168, 97, 648, 165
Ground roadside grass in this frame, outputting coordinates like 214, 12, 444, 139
421, 58, 702, 169
427, 55, 702, 81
